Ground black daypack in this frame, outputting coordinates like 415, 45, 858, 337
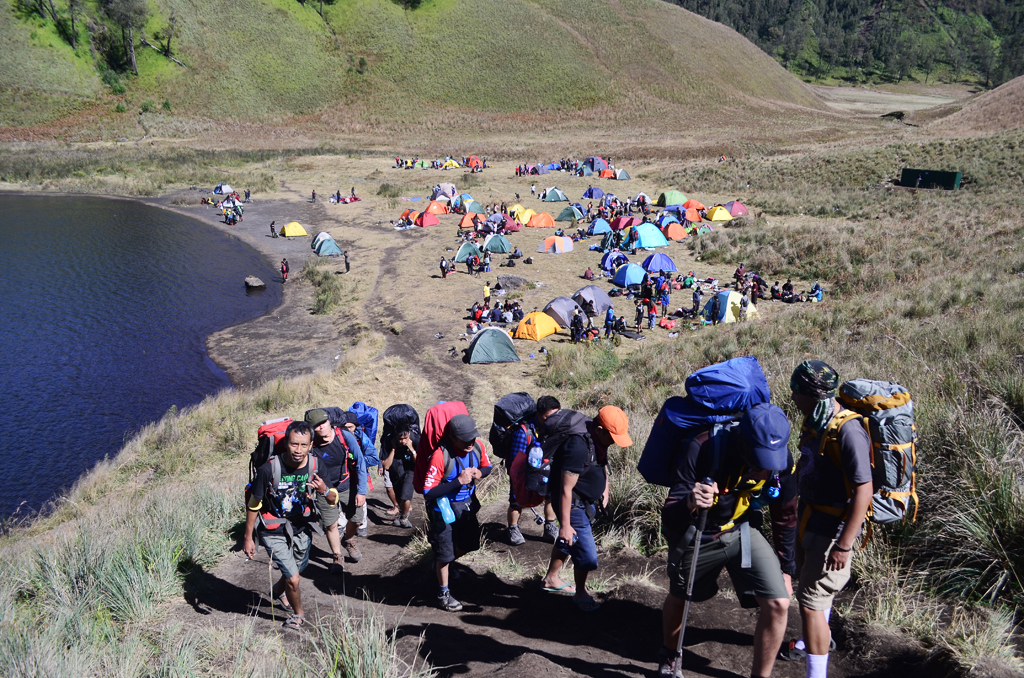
381, 404, 421, 460
541, 409, 598, 502
489, 392, 537, 460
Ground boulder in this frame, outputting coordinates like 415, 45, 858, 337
496, 274, 528, 290
244, 275, 266, 289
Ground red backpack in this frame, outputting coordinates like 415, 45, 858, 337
245, 417, 320, 532
413, 401, 469, 493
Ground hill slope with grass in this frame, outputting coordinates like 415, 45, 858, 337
1, 0, 825, 128
929, 74, 1024, 135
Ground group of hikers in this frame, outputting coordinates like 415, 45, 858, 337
242, 355, 905, 678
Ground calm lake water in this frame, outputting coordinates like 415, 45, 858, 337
0, 195, 280, 517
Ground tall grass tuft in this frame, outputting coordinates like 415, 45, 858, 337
303, 257, 346, 315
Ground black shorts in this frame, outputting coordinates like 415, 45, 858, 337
388, 463, 415, 503
427, 495, 481, 563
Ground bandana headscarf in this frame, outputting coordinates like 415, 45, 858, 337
791, 360, 841, 433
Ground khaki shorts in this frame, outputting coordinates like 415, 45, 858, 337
315, 493, 341, 529
796, 531, 853, 611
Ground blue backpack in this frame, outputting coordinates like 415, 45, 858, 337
638, 357, 771, 487
349, 402, 380, 445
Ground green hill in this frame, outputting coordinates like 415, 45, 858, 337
1, 0, 825, 128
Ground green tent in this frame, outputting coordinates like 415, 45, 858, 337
555, 205, 584, 222
543, 187, 569, 202
455, 241, 483, 263
466, 327, 520, 364
413, 159, 429, 169
315, 237, 343, 256
656, 190, 688, 207
465, 201, 486, 214
482, 234, 512, 253
615, 169, 631, 181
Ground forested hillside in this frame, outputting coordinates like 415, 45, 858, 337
665, 0, 1023, 87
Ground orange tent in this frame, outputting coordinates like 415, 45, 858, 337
599, 169, 615, 178
684, 208, 702, 223
407, 211, 421, 223
416, 212, 440, 227
527, 212, 555, 228
401, 208, 414, 219
683, 199, 705, 210
466, 156, 483, 168
663, 222, 688, 241
459, 213, 481, 229
425, 200, 449, 215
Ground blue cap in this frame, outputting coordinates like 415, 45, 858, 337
738, 403, 790, 471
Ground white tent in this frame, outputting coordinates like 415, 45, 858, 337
214, 183, 234, 195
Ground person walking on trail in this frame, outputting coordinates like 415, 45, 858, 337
540, 400, 632, 613
423, 414, 492, 612
710, 293, 722, 326
343, 251, 350, 274
281, 259, 289, 284
657, 403, 796, 678
270, 221, 277, 238
634, 300, 645, 332
242, 421, 323, 630
312, 190, 317, 203
531, 184, 536, 198
303, 410, 361, 574
784, 361, 873, 676
382, 425, 418, 528
506, 412, 558, 546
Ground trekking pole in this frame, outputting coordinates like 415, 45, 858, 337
674, 477, 713, 678
528, 506, 545, 525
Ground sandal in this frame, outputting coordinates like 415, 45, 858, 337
573, 595, 601, 613
276, 594, 294, 614
283, 614, 305, 630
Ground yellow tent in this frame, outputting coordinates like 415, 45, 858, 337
442, 159, 461, 169
281, 221, 308, 237
509, 204, 526, 220
517, 208, 537, 225
513, 312, 560, 341
705, 205, 734, 221
702, 290, 760, 323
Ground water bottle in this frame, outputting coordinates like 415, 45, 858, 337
436, 496, 456, 524
528, 442, 544, 469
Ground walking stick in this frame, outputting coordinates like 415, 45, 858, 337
674, 477, 713, 677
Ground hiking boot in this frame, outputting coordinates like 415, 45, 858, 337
392, 515, 413, 528
357, 525, 368, 538
437, 590, 463, 612
543, 520, 559, 543
657, 646, 683, 678
341, 539, 362, 563
508, 525, 526, 545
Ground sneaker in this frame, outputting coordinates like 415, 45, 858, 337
657, 646, 683, 678
341, 539, 362, 563
437, 590, 463, 612
357, 525, 368, 538
392, 515, 413, 528
508, 524, 526, 545
778, 638, 835, 662
543, 520, 559, 543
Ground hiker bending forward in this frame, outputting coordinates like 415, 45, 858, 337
659, 403, 797, 678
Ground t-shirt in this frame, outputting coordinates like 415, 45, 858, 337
545, 412, 605, 512
423, 442, 492, 502
314, 432, 349, 490
248, 455, 316, 531
798, 415, 872, 537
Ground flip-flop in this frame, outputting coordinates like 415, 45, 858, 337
542, 583, 577, 594
573, 596, 601, 613
283, 614, 305, 630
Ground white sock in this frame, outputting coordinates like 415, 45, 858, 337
806, 653, 828, 678
824, 607, 832, 623
795, 608, 831, 652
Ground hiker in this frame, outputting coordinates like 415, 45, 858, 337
381, 422, 418, 529
809, 282, 823, 303
657, 402, 796, 678
710, 293, 722, 326
782, 279, 794, 302
734, 262, 745, 286
740, 292, 750, 321
423, 414, 492, 612
540, 400, 632, 612
483, 281, 491, 306
344, 251, 350, 274
351, 187, 356, 197
440, 257, 449, 279
465, 256, 475, 276
634, 301, 645, 332
312, 190, 316, 203
571, 308, 585, 344
604, 306, 615, 338
785, 361, 873, 675
647, 300, 658, 330
499, 397, 559, 546
771, 282, 781, 300
691, 287, 703, 315
483, 252, 492, 272
270, 221, 277, 238
751, 279, 760, 306
341, 411, 376, 538
281, 259, 289, 284
531, 184, 536, 197
245, 189, 251, 203
242, 421, 324, 630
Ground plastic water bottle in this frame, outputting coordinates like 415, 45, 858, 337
528, 442, 544, 469
436, 496, 456, 524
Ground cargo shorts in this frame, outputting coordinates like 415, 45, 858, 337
796, 531, 852, 611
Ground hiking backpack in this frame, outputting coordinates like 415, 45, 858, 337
413, 401, 470, 493
638, 357, 771, 487
510, 438, 547, 508
489, 392, 537, 460
380, 404, 421, 459
810, 379, 918, 525
349, 402, 380, 445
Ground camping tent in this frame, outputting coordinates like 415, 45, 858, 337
724, 200, 749, 217
572, 285, 613, 316
486, 212, 505, 225
662, 222, 688, 241
656, 190, 688, 207
453, 193, 473, 210
684, 208, 702, 223
545, 162, 561, 171
281, 222, 307, 237
213, 183, 233, 195
555, 205, 584, 222
459, 213, 481, 229
697, 224, 714, 235
634, 192, 650, 204
529, 165, 549, 175
537, 236, 573, 254
632, 222, 669, 248
514, 312, 560, 341
415, 212, 440, 227
543, 297, 585, 328
482, 234, 512, 253
527, 212, 555, 228
582, 186, 604, 199
517, 208, 538, 225
579, 165, 594, 177
508, 204, 526, 220
455, 242, 483, 263
610, 216, 641, 231
411, 159, 428, 169
615, 169, 631, 181
315, 237, 343, 257
658, 213, 680, 227
683, 199, 705, 210
702, 291, 760, 323
599, 169, 615, 178
312, 231, 332, 250
584, 156, 608, 172
589, 218, 611, 235
442, 159, 461, 169
466, 156, 483, 169
705, 205, 734, 221
642, 252, 677, 273
466, 327, 519, 364
543, 187, 569, 202
612, 263, 647, 287
600, 250, 628, 273
425, 201, 449, 215
465, 201, 486, 215
436, 183, 457, 198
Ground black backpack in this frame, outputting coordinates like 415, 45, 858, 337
380, 404, 421, 457
489, 392, 537, 460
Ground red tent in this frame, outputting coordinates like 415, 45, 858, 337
724, 200, 750, 217
416, 212, 440, 227
610, 216, 641, 231
466, 156, 483, 168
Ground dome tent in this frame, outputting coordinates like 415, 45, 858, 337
702, 290, 760, 323
543, 187, 569, 202
642, 252, 677, 273
482, 234, 512, 253
572, 285, 613, 316
555, 205, 584, 222
312, 231, 332, 250
455, 241, 483, 263
537, 236, 574, 254
281, 222, 307, 237
612, 263, 647, 287
589, 218, 611, 235
656, 190, 688, 207
466, 327, 519, 364
600, 250, 628, 273
315, 237, 343, 256
543, 296, 586, 328
513, 312, 560, 341
582, 186, 604, 199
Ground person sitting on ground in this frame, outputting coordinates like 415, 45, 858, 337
423, 414, 492, 612
512, 304, 525, 322
809, 282, 823, 303
782, 279, 794, 296
583, 267, 595, 281
242, 421, 326, 630
614, 315, 627, 333
771, 281, 781, 300
682, 271, 695, 289
734, 263, 746, 285
490, 306, 503, 323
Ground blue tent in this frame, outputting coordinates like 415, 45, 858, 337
589, 218, 611, 235
585, 156, 609, 172
612, 263, 647, 287
546, 162, 561, 170
600, 250, 628, 273
642, 252, 677, 273
582, 186, 605, 199
571, 202, 585, 212
664, 204, 685, 214
633, 223, 669, 249
658, 213, 680, 226
453, 193, 474, 209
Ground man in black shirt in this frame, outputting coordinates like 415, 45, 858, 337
243, 421, 327, 630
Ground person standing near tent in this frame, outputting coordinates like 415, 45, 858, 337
439, 257, 449, 279
604, 306, 615, 338
270, 221, 277, 238
531, 184, 536, 198
711, 293, 722, 326
740, 292, 750, 321
344, 251, 351, 274
281, 259, 289, 284
483, 252, 491, 273
483, 281, 491, 307
647, 300, 658, 330
751, 279, 760, 306
661, 286, 671, 318
692, 287, 703, 316
634, 300, 645, 332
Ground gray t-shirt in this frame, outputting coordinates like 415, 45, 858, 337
798, 416, 872, 538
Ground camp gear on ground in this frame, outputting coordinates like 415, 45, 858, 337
489, 393, 537, 460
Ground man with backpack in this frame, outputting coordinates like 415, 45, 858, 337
305, 409, 368, 567
539, 398, 632, 612
380, 404, 420, 529
786, 361, 874, 678
422, 413, 492, 612
710, 293, 722, 326
242, 421, 325, 630
657, 403, 796, 678
341, 411, 378, 539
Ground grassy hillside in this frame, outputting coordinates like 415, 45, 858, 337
1, 0, 825, 129
929, 74, 1024, 135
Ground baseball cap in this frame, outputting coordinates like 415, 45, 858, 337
304, 409, 329, 428
596, 406, 632, 447
447, 414, 479, 442
738, 403, 790, 471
